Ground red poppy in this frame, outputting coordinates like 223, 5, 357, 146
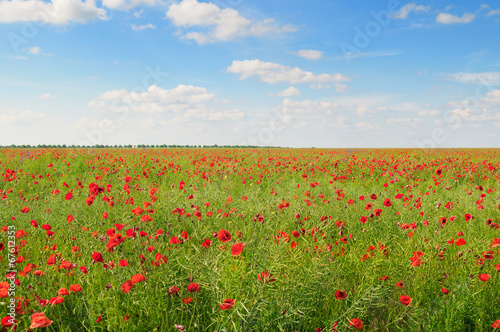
131, 274, 146, 284
400, 295, 412, 306
334, 290, 347, 300
65, 192, 73, 200
47, 254, 56, 265
464, 214, 473, 221
187, 283, 200, 292
183, 297, 193, 304
435, 168, 442, 176
30, 313, 53, 329
442, 288, 449, 295
50, 296, 65, 306
69, 284, 82, 292
202, 239, 212, 248
21, 206, 30, 213
218, 229, 231, 242
1, 316, 15, 327
478, 274, 490, 281
258, 270, 276, 283
493, 320, 500, 328
456, 238, 466, 246
220, 299, 235, 310
396, 281, 403, 288
370, 194, 377, 200
383, 198, 392, 207
92, 252, 104, 263
121, 280, 133, 293
231, 243, 243, 256
30, 220, 38, 228
349, 318, 363, 330
360, 216, 367, 224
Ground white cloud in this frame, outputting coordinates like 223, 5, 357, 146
355, 122, 375, 130
88, 84, 243, 122
444, 72, 500, 84
334, 51, 399, 61
386, 117, 413, 125
38, 93, 56, 99
29, 46, 41, 54
294, 49, 323, 60
0, 109, 45, 124
165, 0, 295, 44
133, 9, 143, 18
132, 23, 155, 31
393, 3, 430, 19
417, 110, 439, 116
281, 98, 338, 115
436, 12, 475, 24
102, 0, 157, 10
270, 86, 301, 97
488, 9, 500, 17
335, 83, 348, 93
0, 0, 107, 25
227, 59, 350, 84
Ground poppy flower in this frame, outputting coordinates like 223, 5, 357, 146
121, 280, 133, 293
220, 299, 235, 310
1, 316, 15, 327
383, 198, 392, 207
50, 296, 65, 306
464, 214, 473, 221
349, 318, 363, 330
400, 295, 412, 306
435, 168, 442, 176
335, 290, 347, 300
119, 259, 130, 267
21, 206, 30, 213
30, 220, 38, 228
396, 281, 403, 288
65, 192, 73, 200
30, 313, 53, 329
80, 266, 88, 274
218, 229, 231, 242
187, 283, 200, 292
493, 320, 500, 328
69, 284, 82, 292
456, 238, 466, 246
478, 274, 490, 281
258, 270, 276, 283
183, 297, 193, 304
47, 254, 56, 265
231, 243, 243, 256
131, 274, 145, 284
442, 288, 449, 295
169, 286, 179, 295
202, 239, 212, 248
92, 252, 104, 263
58, 288, 69, 296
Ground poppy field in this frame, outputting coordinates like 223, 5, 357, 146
1, 147, 500, 331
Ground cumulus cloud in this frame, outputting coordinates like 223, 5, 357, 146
102, 0, 157, 10
29, 46, 41, 54
0, 109, 45, 124
38, 93, 56, 99
165, 0, 295, 44
270, 86, 301, 97
281, 98, 338, 115
227, 59, 349, 84
393, 3, 430, 19
417, 110, 439, 116
88, 84, 243, 122
293, 49, 323, 60
444, 72, 500, 84
132, 23, 155, 31
0, 0, 107, 25
436, 12, 475, 24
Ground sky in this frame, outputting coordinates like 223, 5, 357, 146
0, 0, 499, 148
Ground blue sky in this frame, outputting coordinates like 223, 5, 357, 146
1, 0, 499, 147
